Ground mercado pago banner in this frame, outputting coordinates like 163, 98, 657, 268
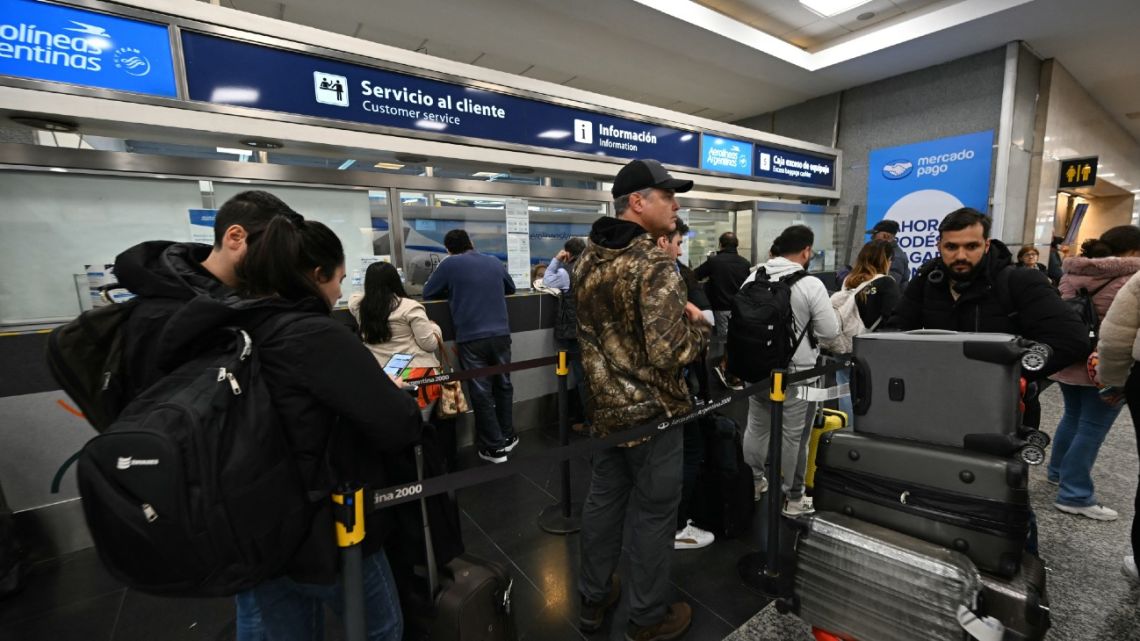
866, 130, 994, 276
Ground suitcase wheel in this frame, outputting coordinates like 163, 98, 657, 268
1019, 445, 1045, 466
1024, 429, 1050, 449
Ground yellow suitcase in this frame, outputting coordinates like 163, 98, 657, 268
806, 408, 847, 489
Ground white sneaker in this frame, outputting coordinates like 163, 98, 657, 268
674, 520, 715, 550
1054, 502, 1119, 521
753, 476, 769, 501
1123, 556, 1139, 585
782, 496, 815, 518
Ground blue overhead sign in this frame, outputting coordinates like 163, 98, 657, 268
700, 135, 753, 176
0, 0, 177, 97
181, 32, 700, 167
754, 144, 836, 188
866, 130, 995, 276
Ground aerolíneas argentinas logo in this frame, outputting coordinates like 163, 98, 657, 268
0, 18, 154, 77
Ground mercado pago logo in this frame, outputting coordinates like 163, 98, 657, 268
0, 18, 154, 76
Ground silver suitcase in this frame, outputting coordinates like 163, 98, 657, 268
851, 331, 1023, 447
795, 512, 984, 641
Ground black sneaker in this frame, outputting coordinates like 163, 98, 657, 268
502, 435, 520, 453
478, 447, 508, 464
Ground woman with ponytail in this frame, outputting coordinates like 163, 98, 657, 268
349, 261, 442, 414
163, 215, 422, 641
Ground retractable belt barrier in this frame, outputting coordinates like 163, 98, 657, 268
366, 358, 850, 512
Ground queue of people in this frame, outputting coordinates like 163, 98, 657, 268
82, 157, 1140, 641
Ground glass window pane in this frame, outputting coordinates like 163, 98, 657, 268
400, 192, 510, 292
212, 183, 374, 303
682, 209, 735, 269
0, 172, 204, 324
526, 200, 604, 287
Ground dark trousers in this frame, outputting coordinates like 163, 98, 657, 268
458, 335, 515, 450
579, 426, 683, 627
557, 338, 589, 423
1125, 363, 1140, 557
677, 421, 704, 530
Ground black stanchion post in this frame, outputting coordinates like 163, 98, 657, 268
334, 485, 367, 641
538, 349, 582, 534
737, 369, 795, 603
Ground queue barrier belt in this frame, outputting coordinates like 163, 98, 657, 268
367, 359, 849, 512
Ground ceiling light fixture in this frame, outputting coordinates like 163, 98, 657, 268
799, 0, 873, 18
240, 138, 283, 149
10, 115, 78, 132
373, 162, 405, 170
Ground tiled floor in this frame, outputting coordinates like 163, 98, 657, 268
5, 384, 1138, 641
0, 406, 774, 641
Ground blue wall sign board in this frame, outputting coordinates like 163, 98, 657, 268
181, 32, 699, 167
753, 144, 836, 188
0, 0, 177, 97
866, 130, 994, 276
700, 135, 753, 176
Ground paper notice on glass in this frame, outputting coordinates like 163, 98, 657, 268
505, 198, 530, 288
505, 198, 529, 234
188, 209, 217, 244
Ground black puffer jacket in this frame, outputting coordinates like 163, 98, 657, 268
884, 239, 1090, 377
115, 242, 422, 584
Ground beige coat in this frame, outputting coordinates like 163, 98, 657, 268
348, 293, 442, 369
1096, 270, 1140, 386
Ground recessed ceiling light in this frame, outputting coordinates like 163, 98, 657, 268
10, 115, 78, 132
856, 11, 875, 20
240, 138, 283, 149
373, 162, 406, 170
799, 0, 873, 18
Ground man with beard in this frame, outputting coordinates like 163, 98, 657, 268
884, 207, 1088, 379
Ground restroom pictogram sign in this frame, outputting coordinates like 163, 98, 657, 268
1059, 156, 1098, 189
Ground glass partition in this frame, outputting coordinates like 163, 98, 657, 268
752, 204, 845, 273
0, 172, 205, 324
681, 209, 736, 268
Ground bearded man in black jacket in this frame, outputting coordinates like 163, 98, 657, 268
884, 207, 1090, 379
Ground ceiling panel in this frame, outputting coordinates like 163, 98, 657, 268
226, 0, 284, 19
783, 18, 852, 49
279, 4, 359, 36
472, 53, 534, 76
832, 0, 904, 31
353, 23, 426, 52
417, 40, 484, 65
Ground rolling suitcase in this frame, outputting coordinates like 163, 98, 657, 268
795, 512, 986, 641
851, 331, 1024, 447
813, 430, 1030, 577
403, 444, 517, 641
692, 414, 754, 539
806, 408, 847, 490
978, 553, 1050, 640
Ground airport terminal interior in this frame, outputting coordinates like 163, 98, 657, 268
2, 0, 1140, 639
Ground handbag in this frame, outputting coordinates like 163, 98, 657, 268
434, 334, 469, 419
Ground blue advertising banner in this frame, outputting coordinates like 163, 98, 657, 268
700, 135, 753, 176
754, 144, 835, 188
0, 0, 177, 97
866, 130, 994, 275
181, 32, 699, 167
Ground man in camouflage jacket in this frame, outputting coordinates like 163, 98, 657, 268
574, 159, 709, 641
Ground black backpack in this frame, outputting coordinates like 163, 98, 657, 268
726, 269, 809, 383
553, 276, 578, 341
1062, 280, 1112, 343
46, 287, 137, 432
70, 317, 318, 597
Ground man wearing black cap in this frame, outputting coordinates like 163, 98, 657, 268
574, 159, 710, 641
868, 219, 910, 289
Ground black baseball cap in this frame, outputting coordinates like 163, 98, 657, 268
868, 219, 900, 235
611, 159, 694, 198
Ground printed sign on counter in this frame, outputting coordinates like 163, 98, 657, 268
188, 208, 216, 245
505, 198, 530, 289
866, 130, 994, 276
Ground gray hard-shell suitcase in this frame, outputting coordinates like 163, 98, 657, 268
852, 331, 1023, 447
978, 553, 1051, 641
813, 430, 1030, 577
795, 512, 984, 641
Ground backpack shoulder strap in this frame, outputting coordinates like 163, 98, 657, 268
993, 265, 1018, 319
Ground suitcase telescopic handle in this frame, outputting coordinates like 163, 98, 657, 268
851, 356, 871, 416
414, 444, 439, 600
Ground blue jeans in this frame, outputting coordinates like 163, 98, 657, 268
238, 549, 403, 641
1048, 383, 1124, 507
458, 335, 515, 450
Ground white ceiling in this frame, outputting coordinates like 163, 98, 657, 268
212, 0, 1140, 143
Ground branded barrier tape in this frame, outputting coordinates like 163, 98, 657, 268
367, 359, 850, 512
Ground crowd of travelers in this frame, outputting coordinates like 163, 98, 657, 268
27, 156, 1140, 641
